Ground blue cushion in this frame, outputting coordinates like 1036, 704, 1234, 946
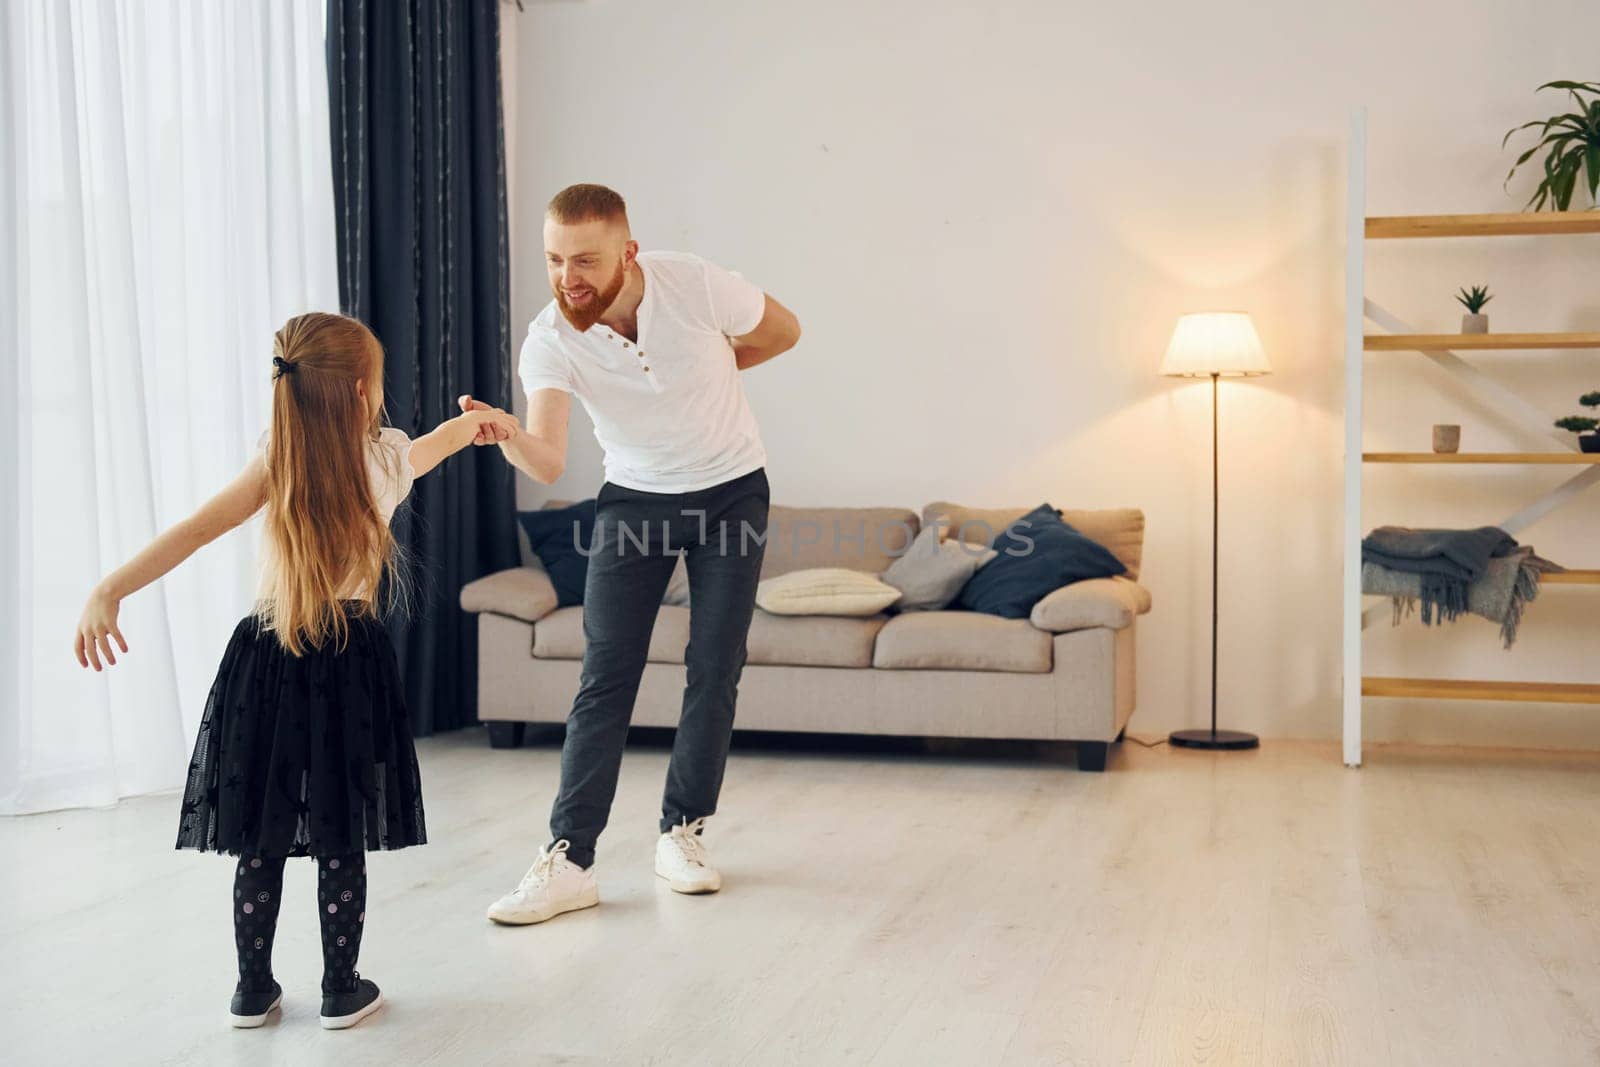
517, 500, 597, 607
954, 503, 1127, 619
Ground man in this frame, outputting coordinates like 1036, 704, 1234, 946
464, 183, 800, 925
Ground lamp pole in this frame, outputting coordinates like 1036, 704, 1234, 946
1169, 370, 1259, 751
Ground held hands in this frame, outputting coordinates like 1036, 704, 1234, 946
457, 395, 518, 445
74, 587, 128, 672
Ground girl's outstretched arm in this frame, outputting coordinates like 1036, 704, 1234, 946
408, 408, 522, 478
74, 455, 270, 671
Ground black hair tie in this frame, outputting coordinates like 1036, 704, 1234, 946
272, 355, 297, 378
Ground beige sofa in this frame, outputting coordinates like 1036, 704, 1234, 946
460, 501, 1151, 771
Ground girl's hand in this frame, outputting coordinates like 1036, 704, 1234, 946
458, 395, 518, 445
461, 405, 520, 445
75, 587, 129, 672
411, 407, 522, 477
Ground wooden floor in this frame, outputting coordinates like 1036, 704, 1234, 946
4, 731, 1600, 1065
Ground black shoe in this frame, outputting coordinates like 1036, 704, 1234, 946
320, 975, 383, 1030
230, 980, 283, 1029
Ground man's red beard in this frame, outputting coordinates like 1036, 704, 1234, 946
555, 260, 626, 332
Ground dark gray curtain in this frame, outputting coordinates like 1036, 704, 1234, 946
326, 0, 518, 734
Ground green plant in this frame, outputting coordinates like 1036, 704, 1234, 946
1553, 390, 1600, 435
1502, 80, 1600, 211
1455, 285, 1493, 313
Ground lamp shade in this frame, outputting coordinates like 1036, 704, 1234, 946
1160, 312, 1271, 378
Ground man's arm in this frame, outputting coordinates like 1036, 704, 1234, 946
730, 294, 801, 371
459, 390, 570, 484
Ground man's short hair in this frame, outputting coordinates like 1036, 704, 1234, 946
547, 183, 628, 227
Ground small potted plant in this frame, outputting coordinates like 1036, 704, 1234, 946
1555, 390, 1600, 453
1456, 285, 1492, 334
1502, 80, 1600, 211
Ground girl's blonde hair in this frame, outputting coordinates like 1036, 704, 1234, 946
259, 312, 408, 655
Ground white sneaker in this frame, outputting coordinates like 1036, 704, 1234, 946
655, 818, 722, 895
486, 840, 600, 925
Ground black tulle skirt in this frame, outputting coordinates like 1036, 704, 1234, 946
175, 607, 427, 858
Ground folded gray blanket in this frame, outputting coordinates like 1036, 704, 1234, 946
1362, 546, 1564, 648
1360, 525, 1519, 624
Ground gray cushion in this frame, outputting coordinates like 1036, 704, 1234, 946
745, 610, 888, 667
881, 524, 997, 611
459, 565, 559, 622
532, 605, 691, 663
923, 502, 1145, 581
1029, 577, 1153, 633
872, 610, 1053, 673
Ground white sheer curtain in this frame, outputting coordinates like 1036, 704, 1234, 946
1, 1, 339, 813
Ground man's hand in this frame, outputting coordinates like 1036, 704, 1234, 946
729, 294, 801, 371
461, 387, 568, 484
458, 395, 516, 445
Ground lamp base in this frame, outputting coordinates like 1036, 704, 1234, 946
1168, 728, 1260, 751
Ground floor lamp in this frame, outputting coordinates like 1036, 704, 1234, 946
1160, 312, 1271, 751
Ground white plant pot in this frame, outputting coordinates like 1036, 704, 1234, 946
1461, 313, 1489, 334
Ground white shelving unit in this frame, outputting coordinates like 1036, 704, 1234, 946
1341, 109, 1600, 768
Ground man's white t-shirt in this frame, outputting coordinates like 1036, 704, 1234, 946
517, 250, 769, 494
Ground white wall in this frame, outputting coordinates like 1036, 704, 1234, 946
504, 0, 1600, 746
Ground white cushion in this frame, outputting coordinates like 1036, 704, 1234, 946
755, 567, 902, 617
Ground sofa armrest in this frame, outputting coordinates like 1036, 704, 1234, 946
459, 565, 559, 623
1030, 576, 1152, 633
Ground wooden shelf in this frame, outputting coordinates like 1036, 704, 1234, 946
1363, 452, 1600, 464
1544, 570, 1600, 585
1344, 115, 1600, 766
1363, 677, 1600, 704
1365, 332, 1600, 351
1366, 212, 1600, 239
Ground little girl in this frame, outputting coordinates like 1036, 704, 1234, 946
72, 312, 520, 1030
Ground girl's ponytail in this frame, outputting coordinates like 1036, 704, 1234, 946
259, 313, 408, 655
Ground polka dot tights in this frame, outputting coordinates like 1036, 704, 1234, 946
234, 856, 285, 994
232, 852, 367, 996
315, 853, 367, 995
